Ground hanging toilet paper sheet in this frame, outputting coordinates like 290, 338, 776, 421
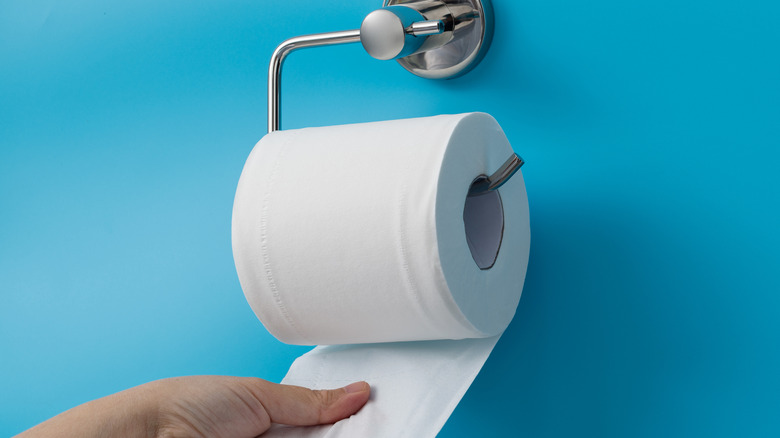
232, 113, 530, 437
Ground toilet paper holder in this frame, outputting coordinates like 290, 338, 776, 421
267, 0, 522, 194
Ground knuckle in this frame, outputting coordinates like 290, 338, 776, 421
316, 389, 336, 406
313, 389, 337, 421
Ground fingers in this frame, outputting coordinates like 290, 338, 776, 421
246, 379, 371, 426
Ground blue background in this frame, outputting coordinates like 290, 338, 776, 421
1, 0, 779, 436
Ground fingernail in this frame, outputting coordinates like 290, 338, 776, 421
343, 381, 369, 394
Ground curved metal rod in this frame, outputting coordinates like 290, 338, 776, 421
468, 153, 525, 196
268, 29, 362, 133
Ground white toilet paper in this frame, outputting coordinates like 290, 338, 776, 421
232, 113, 530, 437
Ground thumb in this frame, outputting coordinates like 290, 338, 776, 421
249, 379, 371, 426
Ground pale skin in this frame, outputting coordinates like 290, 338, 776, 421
17, 376, 371, 438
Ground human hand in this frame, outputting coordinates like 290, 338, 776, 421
18, 376, 371, 438
153, 376, 370, 437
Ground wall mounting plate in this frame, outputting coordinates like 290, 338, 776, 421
384, 0, 494, 79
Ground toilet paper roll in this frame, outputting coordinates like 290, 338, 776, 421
232, 113, 530, 437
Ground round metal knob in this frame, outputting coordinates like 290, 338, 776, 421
361, 6, 439, 61
360, 9, 409, 60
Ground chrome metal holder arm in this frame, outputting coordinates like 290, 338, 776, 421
268, 29, 361, 133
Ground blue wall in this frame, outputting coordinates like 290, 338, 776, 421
2, 0, 779, 436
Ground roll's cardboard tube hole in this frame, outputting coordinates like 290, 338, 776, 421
463, 176, 505, 270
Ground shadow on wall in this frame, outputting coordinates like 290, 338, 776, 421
441, 193, 762, 437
